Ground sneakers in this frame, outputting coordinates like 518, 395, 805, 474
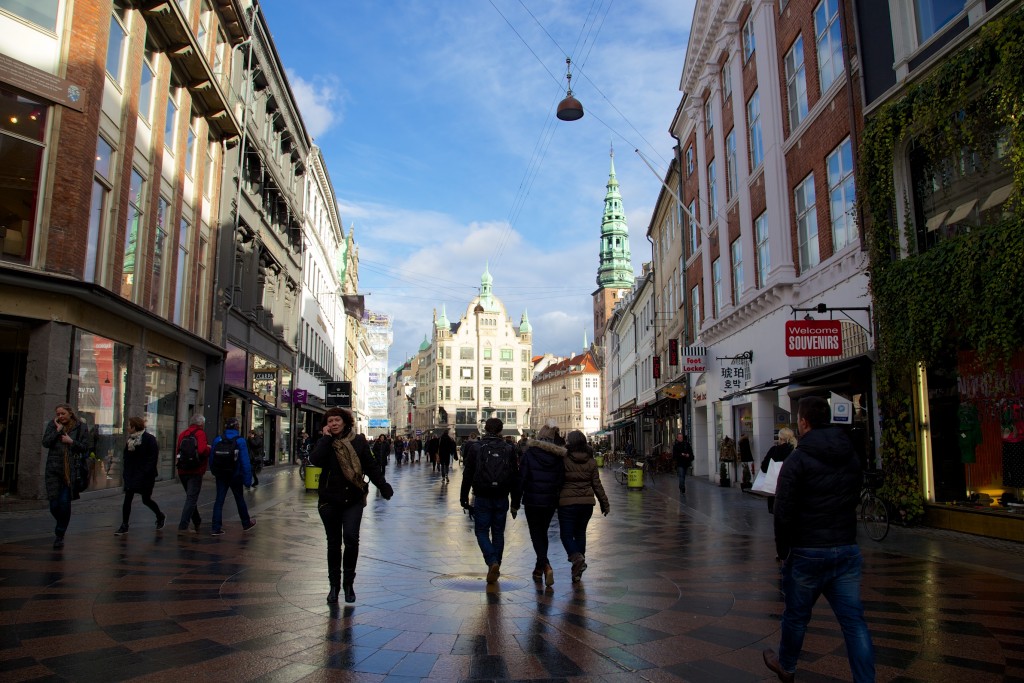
211, 529, 225, 536
762, 649, 795, 683
114, 524, 129, 536
155, 514, 166, 530
242, 520, 257, 532
486, 562, 501, 584
570, 553, 587, 583
544, 564, 555, 587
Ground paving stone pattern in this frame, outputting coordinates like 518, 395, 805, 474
1, 459, 1023, 682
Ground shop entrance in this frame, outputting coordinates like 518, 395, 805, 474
0, 349, 26, 495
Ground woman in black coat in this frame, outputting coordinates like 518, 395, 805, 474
41, 403, 92, 548
310, 407, 394, 604
517, 423, 566, 587
761, 427, 797, 514
115, 416, 165, 534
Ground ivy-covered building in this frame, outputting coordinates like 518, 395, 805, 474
856, 0, 1023, 539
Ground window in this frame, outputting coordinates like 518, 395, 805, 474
105, 6, 129, 84
165, 88, 178, 151
196, 2, 211, 52
460, 387, 473, 400
483, 347, 492, 360
827, 137, 856, 251
460, 347, 474, 359
712, 258, 722, 316
173, 218, 190, 324
0, 0, 59, 31
483, 366, 492, 380
707, 160, 717, 220
483, 387, 492, 402
704, 98, 713, 134
522, 388, 529, 402
747, 90, 764, 169
213, 31, 227, 77
86, 138, 115, 282
500, 348, 513, 361
725, 130, 738, 200
500, 388, 513, 402
691, 285, 701, 334
521, 349, 528, 362
445, 366, 451, 379
139, 53, 155, 122
460, 367, 473, 379
755, 212, 770, 287
521, 368, 529, 381
742, 17, 756, 62
500, 368, 513, 381
120, 170, 145, 299
814, 0, 843, 92
193, 233, 208, 332
184, 122, 197, 176
915, 0, 963, 42
731, 239, 744, 302
688, 200, 699, 256
150, 197, 170, 311
785, 36, 809, 130
795, 174, 820, 271
685, 146, 694, 175
722, 58, 733, 100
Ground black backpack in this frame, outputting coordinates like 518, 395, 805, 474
210, 436, 241, 477
177, 429, 201, 470
473, 439, 513, 493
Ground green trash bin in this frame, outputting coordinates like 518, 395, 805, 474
304, 466, 322, 491
627, 468, 644, 489
595, 454, 605, 468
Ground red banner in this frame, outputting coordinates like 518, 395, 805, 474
668, 339, 679, 365
785, 320, 843, 357
653, 355, 661, 379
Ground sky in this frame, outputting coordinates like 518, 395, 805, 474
258, 0, 695, 369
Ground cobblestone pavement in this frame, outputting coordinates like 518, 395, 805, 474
1, 459, 1022, 682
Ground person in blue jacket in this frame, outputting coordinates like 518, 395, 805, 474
209, 417, 256, 536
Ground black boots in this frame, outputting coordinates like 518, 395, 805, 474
343, 572, 356, 603
326, 583, 340, 604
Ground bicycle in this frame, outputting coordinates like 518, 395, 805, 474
858, 469, 889, 541
614, 456, 652, 487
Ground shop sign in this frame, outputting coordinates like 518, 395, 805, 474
286, 389, 307, 405
720, 363, 748, 392
325, 381, 352, 407
0, 52, 85, 112
652, 355, 661, 379
254, 371, 277, 381
785, 320, 842, 357
683, 346, 707, 373
830, 392, 853, 424
668, 339, 679, 365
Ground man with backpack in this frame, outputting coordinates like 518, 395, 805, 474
175, 414, 210, 533
460, 417, 521, 584
209, 417, 256, 536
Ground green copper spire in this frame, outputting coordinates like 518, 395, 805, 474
519, 309, 532, 335
583, 329, 588, 350
596, 146, 633, 288
479, 264, 498, 312
436, 304, 450, 329
419, 334, 431, 352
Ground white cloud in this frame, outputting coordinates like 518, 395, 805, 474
286, 70, 343, 139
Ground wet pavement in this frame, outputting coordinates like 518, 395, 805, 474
1, 458, 1023, 682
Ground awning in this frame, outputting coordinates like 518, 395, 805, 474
785, 353, 875, 399
225, 386, 287, 417
607, 417, 634, 431
454, 425, 478, 437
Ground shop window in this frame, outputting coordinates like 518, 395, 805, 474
0, 88, 46, 265
74, 329, 131, 491
0, 0, 59, 32
144, 353, 179, 478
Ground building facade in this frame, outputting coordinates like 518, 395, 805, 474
363, 311, 393, 437
531, 350, 602, 436
0, 0, 245, 496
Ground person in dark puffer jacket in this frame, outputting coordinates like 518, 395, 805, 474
310, 407, 393, 604
764, 396, 874, 683
517, 423, 566, 587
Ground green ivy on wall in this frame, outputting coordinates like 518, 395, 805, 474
861, 6, 1024, 523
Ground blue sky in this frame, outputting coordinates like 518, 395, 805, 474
259, 0, 694, 368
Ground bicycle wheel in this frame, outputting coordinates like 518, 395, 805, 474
615, 468, 627, 486
859, 493, 889, 541
298, 463, 306, 480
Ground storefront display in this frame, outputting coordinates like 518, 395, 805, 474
75, 331, 130, 491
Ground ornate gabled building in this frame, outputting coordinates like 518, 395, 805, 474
531, 349, 602, 436
412, 268, 533, 438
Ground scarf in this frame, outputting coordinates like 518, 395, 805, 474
331, 430, 368, 504
126, 431, 143, 452
61, 418, 79, 486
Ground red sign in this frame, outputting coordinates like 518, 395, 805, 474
785, 320, 843, 357
653, 355, 661, 379
668, 339, 679, 365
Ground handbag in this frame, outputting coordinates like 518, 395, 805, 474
750, 459, 783, 496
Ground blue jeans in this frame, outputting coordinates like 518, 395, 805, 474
557, 504, 593, 559
178, 473, 203, 530
473, 496, 509, 566
212, 475, 252, 532
676, 466, 688, 491
49, 484, 72, 537
779, 545, 875, 683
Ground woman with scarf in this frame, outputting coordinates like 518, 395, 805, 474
41, 403, 92, 548
114, 416, 165, 535
310, 407, 394, 603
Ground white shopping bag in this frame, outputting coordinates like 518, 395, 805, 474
750, 460, 783, 496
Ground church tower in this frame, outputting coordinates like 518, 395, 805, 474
592, 148, 634, 345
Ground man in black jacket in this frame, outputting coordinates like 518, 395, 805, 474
763, 396, 874, 683
460, 418, 520, 584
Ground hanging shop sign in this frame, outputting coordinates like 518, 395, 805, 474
325, 381, 352, 407
668, 339, 679, 366
652, 355, 661, 379
683, 346, 707, 373
785, 321, 843, 357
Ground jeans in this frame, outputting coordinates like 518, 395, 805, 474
473, 496, 509, 566
779, 545, 875, 683
557, 504, 594, 559
524, 505, 557, 569
318, 500, 364, 582
439, 457, 450, 479
178, 473, 203, 530
676, 465, 688, 491
212, 475, 252, 532
122, 489, 162, 526
49, 484, 72, 538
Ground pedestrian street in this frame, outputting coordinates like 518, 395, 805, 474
1, 459, 1023, 682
